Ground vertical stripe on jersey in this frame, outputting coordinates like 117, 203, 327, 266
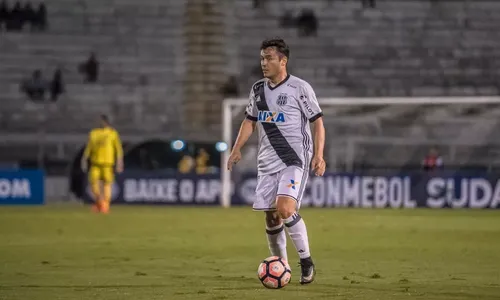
300, 112, 311, 169
256, 84, 302, 168
297, 113, 310, 200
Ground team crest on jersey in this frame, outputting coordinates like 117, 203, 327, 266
257, 111, 286, 123
277, 93, 288, 106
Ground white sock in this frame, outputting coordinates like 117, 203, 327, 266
284, 213, 311, 259
266, 223, 288, 262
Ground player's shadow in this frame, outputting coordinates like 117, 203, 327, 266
197, 274, 257, 291
196, 275, 333, 295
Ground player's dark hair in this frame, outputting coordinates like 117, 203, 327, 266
100, 114, 110, 124
260, 38, 290, 59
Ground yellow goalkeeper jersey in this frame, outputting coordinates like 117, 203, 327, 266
83, 127, 123, 166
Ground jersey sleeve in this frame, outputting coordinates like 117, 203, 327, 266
244, 87, 258, 122
113, 130, 124, 159
82, 131, 93, 158
298, 83, 323, 122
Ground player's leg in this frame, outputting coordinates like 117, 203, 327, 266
88, 166, 102, 212
276, 166, 315, 284
253, 173, 288, 261
100, 167, 115, 214
276, 195, 315, 284
264, 210, 288, 262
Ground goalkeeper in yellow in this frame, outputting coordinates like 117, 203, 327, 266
81, 115, 124, 213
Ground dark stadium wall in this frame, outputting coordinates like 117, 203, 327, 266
69, 140, 222, 197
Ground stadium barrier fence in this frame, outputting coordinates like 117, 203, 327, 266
80, 170, 500, 209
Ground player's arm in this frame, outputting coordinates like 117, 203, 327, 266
113, 130, 124, 173
234, 118, 256, 151
227, 119, 256, 171
311, 117, 326, 175
298, 83, 326, 176
227, 88, 258, 171
81, 132, 92, 172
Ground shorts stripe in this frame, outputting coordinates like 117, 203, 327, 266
252, 207, 277, 211
297, 170, 308, 203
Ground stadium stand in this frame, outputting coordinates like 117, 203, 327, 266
183, 0, 227, 133
0, 0, 187, 165
0, 0, 184, 135
1, 0, 500, 170
236, 0, 500, 97
234, 0, 500, 170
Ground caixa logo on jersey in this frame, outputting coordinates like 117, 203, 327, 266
257, 111, 286, 123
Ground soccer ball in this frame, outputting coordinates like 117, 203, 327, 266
257, 256, 291, 289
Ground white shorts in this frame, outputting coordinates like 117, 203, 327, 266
253, 166, 309, 211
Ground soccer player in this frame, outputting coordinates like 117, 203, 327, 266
81, 114, 124, 213
227, 38, 326, 284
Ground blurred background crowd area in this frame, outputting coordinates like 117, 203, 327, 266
1, 0, 500, 178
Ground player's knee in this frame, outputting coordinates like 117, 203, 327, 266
265, 211, 281, 227
277, 207, 295, 220
90, 181, 100, 191
276, 196, 296, 220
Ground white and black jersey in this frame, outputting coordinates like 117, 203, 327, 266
245, 74, 323, 176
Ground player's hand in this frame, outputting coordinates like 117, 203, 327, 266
80, 159, 88, 172
227, 149, 242, 171
311, 156, 326, 176
116, 161, 124, 173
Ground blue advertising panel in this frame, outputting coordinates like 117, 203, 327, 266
0, 170, 45, 205
234, 171, 500, 209
81, 171, 500, 209
82, 171, 221, 205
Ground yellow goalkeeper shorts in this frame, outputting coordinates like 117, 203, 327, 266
88, 165, 115, 184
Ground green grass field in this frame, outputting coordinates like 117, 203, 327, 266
0, 205, 499, 300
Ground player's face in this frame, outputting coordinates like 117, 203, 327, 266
260, 47, 286, 79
